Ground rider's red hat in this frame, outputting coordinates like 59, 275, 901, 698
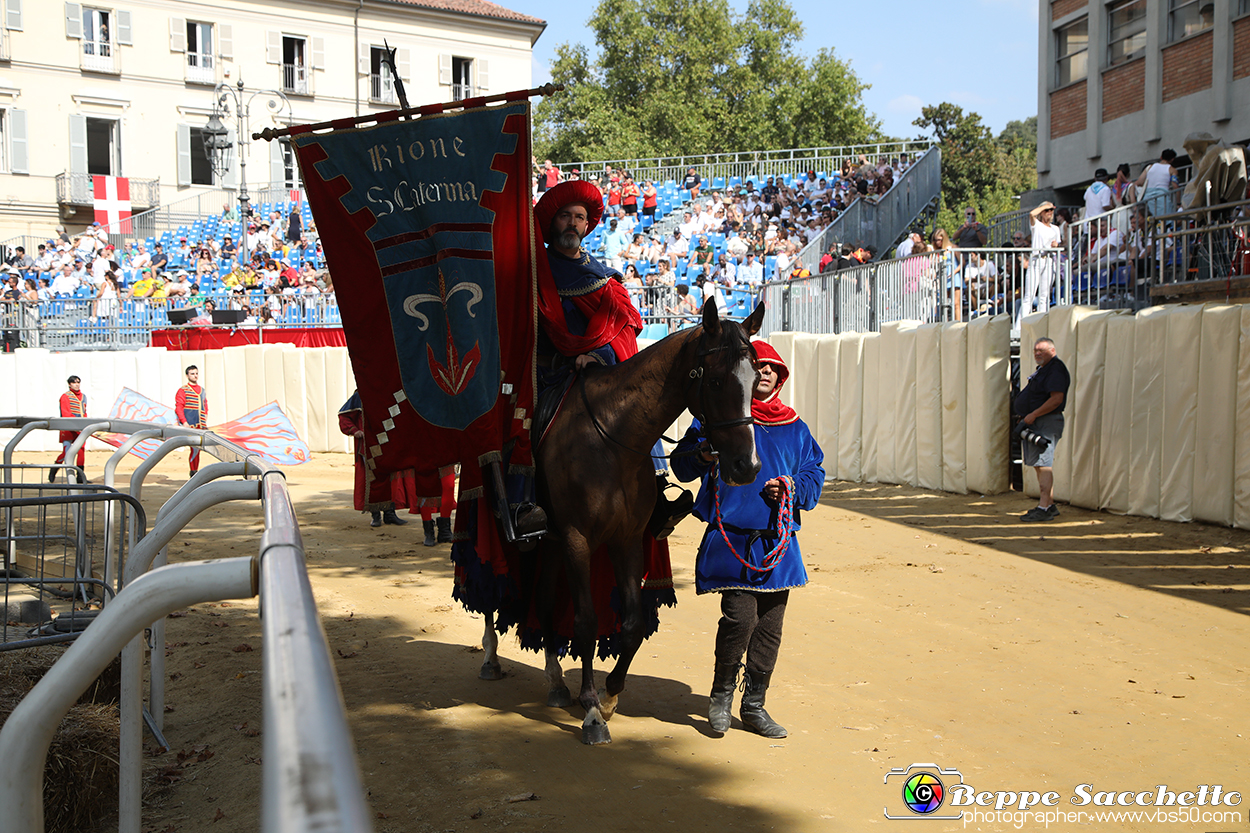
535, 180, 604, 244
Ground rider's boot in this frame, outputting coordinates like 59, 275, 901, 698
512, 503, 548, 537
739, 669, 787, 739
649, 473, 695, 539
708, 661, 741, 734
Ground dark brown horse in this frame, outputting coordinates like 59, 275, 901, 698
480, 300, 765, 744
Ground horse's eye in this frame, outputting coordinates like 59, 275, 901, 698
708, 377, 723, 389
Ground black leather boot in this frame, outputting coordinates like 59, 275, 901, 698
649, 474, 695, 539
422, 519, 436, 547
370, 511, 382, 528
739, 669, 787, 739
382, 509, 407, 525
708, 661, 741, 734
436, 517, 452, 543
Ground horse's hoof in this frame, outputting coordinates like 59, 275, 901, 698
582, 719, 611, 745
479, 661, 503, 681
546, 686, 573, 708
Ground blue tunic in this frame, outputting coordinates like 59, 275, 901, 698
673, 418, 824, 593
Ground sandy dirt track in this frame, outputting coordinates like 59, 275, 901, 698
33, 452, 1249, 833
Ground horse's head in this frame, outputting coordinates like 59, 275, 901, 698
689, 299, 766, 486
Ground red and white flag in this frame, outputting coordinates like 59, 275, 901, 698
92, 175, 132, 232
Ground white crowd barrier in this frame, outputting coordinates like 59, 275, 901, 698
757, 302, 1249, 530
0, 345, 355, 454
760, 314, 1013, 496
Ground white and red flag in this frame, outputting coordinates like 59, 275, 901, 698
92, 175, 131, 232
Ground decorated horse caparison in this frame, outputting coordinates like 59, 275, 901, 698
468, 300, 765, 744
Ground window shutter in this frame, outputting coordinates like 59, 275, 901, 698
5, 0, 22, 31
311, 36, 324, 70
358, 42, 368, 74
9, 108, 27, 174
397, 48, 410, 83
438, 53, 451, 85
476, 59, 488, 93
270, 139, 284, 188
176, 124, 191, 187
116, 10, 131, 45
221, 128, 237, 189
218, 23, 231, 59
168, 16, 185, 51
64, 2, 81, 38
265, 30, 280, 64
69, 114, 87, 174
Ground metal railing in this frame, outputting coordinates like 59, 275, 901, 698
0, 417, 372, 833
795, 145, 943, 273
761, 245, 1068, 337
185, 52, 217, 85
55, 172, 160, 210
80, 40, 119, 74
559, 140, 935, 191
370, 73, 396, 104
282, 63, 310, 95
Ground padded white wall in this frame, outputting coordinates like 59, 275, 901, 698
837, 333, 864, 482
965, 314, 1011, 496
1236, 306, 1250, 530
1098, 314, 1136, 513
1068, 311, 1116, 510
815, 336, 840, 481
0, 345, 356, 454
914, 324, 944, 492
892, 323, 920, 488
939, 323, 968, 494
1194, 305, 1239, 526
861, 333, 881, 483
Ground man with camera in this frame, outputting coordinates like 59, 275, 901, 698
1014, 337, 1069, 522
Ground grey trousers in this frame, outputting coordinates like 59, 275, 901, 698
714, 589, 789, 677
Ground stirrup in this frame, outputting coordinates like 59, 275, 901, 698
650, 482, 695, 540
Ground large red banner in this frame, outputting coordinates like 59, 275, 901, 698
290, 102, 536, 498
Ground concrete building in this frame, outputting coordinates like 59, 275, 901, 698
0, 0, 545, 240
1036, 0, 1249, 200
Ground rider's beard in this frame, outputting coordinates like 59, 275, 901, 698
557, 229, 581, 251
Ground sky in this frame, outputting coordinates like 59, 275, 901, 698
506, 0, 1040, 141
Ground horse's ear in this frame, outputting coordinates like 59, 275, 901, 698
702, 298, 721, 337
743, 302, 765, 336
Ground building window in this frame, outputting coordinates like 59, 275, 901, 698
86, 116, 119, 176
370, 46, 396, 104
1168, 0, 1214, 41
280, 138, 299, 189
187, 126, 214, 185
1108, 0, 1147, 65
81, 6, 113, 71
187, 21, 214, 84
1240, 0, 1248, 16
452, 57, 472, 100
282, 35, 308, 94
1055, 17, 1088, 87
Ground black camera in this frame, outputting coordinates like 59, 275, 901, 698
1013, 421, 1051, 450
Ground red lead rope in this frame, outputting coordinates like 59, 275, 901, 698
711, 469, 796, 573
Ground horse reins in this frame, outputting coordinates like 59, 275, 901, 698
578, 329, 754, 460
712, 471, 796, 572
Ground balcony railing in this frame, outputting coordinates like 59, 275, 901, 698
186, 52, 216, 85
0, 28, 10, 61
369, 73, 396, 104
55, 172, 160, 209
282, 63, 310, 95
80, 41, 119, 74
452, 83, 471, 101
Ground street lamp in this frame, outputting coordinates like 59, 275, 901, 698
203, 78, 290, 270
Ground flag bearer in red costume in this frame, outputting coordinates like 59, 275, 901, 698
533, 179, 693, 536
51, 375, 86, 482
337, 391, 411, 528
174, 365, 207, 477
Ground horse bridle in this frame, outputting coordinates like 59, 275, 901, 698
579, 327, 755, 459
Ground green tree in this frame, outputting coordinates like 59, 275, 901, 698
534, 0, 880, 162
912, 103, 1038, 235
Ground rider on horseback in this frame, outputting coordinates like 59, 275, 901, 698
533, 180, 694, 538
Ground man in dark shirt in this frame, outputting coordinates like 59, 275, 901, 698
760, 177, 779, 203
682, 167, 702, 200
1013, 337, 1070, 521
955, 206, 988, 250
150, 243, 169, 272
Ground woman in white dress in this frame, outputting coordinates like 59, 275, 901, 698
1021, 202, 1063, 324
